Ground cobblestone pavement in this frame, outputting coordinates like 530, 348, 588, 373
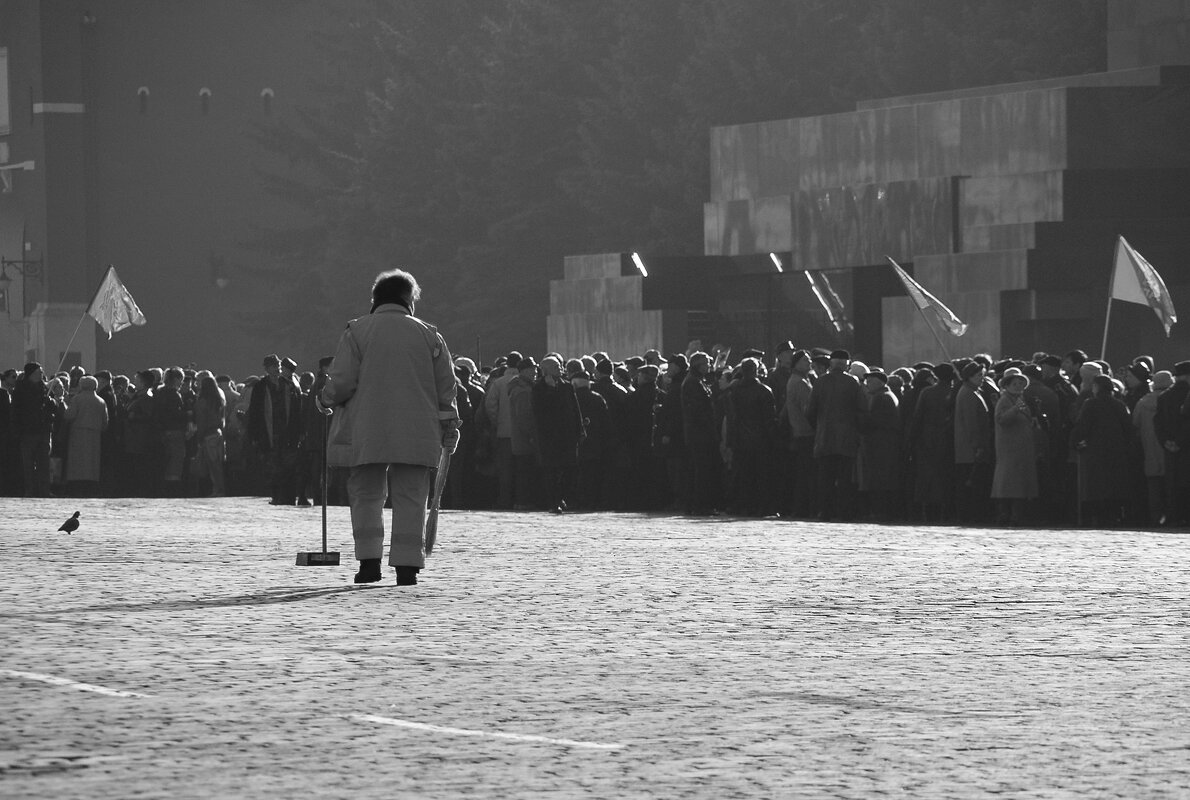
2, 497, 1189, 799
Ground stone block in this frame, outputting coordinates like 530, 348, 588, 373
960, 171, 1063, 228
752, 196, 793, 253
959, 89, 1067, 177
909, 177, 954, 257
549, 277, 642, 315
828, 110, 876, 187
873, 104, 918, 183
563, 253, 623, 281
915, 251, 1029, 294
757, 118, 800, 198
791, 178, 951, 271
914, 100, 962, 179
710, 123, 760, 202
545, 310, 667, 360
962, 223, 1036, 253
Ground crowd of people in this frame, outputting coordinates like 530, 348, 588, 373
3, 340, 1189, 530
0, 355, 331, 505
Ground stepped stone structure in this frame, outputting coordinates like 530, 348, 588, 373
550, 0, 1190, 366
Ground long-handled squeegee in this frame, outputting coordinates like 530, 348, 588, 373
296, 411, 341, 566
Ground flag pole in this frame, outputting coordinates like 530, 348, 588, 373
886, 256, 953, 362
56, 264, 115, 373
1101, 239, 1120, 360
919, 307, 953, 363
55, 311, 91, 373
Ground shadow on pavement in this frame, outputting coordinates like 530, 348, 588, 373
26, 585, 384, 615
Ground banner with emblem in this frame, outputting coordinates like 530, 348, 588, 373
87, 265, 146, 338
1110, 236, 1177, 337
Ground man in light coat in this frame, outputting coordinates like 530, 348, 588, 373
320, 269, 459, 585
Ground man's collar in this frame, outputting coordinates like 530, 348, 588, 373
373, 303, 411, 315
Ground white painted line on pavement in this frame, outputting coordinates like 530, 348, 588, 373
1, 669, 152, 698
353, 713, 625, 750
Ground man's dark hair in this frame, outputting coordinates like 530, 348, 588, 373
95, 370, 112, 383
372, 269, 421, 311
164, 367, 185, 385
216, 374, 232, 384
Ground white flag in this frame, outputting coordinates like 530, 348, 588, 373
886, 256, 967, 337
87, 266, 146, 339
1111, 236, 1177, 337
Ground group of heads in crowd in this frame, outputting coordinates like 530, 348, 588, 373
448, 343, 1187, 398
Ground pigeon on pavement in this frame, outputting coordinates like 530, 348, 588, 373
58, 511, 80, 534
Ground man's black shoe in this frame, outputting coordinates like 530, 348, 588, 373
395, 566, 419, 586
354, 558, 382, 584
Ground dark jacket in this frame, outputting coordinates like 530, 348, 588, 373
859, 386, 901, 491
727, 376, 775, 453
807, 367, 864, 458
12, 378, 53, 435
910, 380, 956, 504
532, 378, 584, 467
681, 371, 717, 455
247, 376, 302, 452
574, 386, 608, 463
1072, 395, 1134, 501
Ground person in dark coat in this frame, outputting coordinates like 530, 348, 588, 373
507, 357, 540, 510
625, 364, 665, 510
909, 362, 957, 522
593, 360, 630, 511
681, 352, 718, 515
247, 353, 303, 505
654, 355, 688, 513
533, 356, 584, 514
858, 369, 900, 521
0, 369, 21, 495
953, 362, 991, 524
726, 357, 775, 516
783, 350, 817, 518
572, 370, 608, 510
767, 341, 796, 515
1039, 355, 1077, 523
12, 363, 54, 497
1154, 361, 1190, 526
807, 350, 865, 521
446, 358, 486, 509
1072, 375, 1135, 527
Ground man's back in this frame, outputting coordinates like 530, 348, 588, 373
322, 304, 456, 468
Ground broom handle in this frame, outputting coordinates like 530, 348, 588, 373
321, 410, 329, 554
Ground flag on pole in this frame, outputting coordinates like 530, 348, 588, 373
87, 265, 146, 338
1111, 236, 1177, 336
885, 256, 968, 336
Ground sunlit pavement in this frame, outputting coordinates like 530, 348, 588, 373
2, 497, 1189, 799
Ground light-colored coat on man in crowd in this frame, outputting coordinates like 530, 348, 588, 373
65, 376, 109, 483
